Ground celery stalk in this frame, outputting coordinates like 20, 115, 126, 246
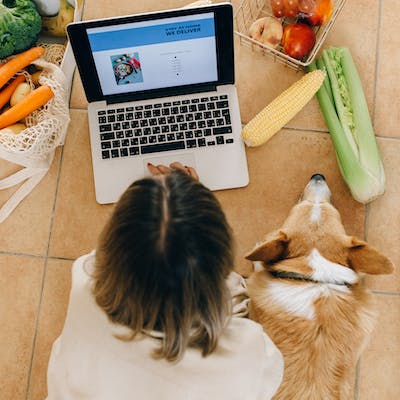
316, 57, 334, 106
322, 50, 359, 157
308, 47, 385, 204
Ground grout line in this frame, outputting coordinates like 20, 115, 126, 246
24, 257, 50, 400
362, 0, 381, 246
370, 290, 400, 297
364, 203, 370, 242
354, 358, 361, 400
25, 145, 66, 400
363, 197, 369, 242
42, 145, 67, 258
375, 135, 400, 141
283, 126, 329, 134
0, 251, 75, 263
372, 0, 383, 126
282, 126, 400, 141
69, 106, 88, 112
0, 250, 45, 259
48, 255, 75, 262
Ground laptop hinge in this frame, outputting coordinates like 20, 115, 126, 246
105, 84, 218, 105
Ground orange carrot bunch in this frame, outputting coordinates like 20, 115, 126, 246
0, 86, 54, 130
0, 47, 54, 133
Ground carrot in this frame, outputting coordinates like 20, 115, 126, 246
0, 47, 45, 90
0, 75, 26, 109
0, 85, 54, 129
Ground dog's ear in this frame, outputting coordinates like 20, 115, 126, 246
245, 230, 289, 262
348, 237, 394, 275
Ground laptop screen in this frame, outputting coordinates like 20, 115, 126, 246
86, 12, 218, 96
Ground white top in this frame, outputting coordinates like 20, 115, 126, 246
47, 252, 283, 400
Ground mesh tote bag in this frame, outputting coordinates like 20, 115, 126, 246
0, 46, 70, 223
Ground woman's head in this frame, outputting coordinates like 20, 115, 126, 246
93, 170, 233, 362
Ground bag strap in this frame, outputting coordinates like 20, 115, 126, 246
0, 151, 54, 224
0, 167, 49, 223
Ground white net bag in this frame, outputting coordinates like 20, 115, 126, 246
0, 46, 70, 223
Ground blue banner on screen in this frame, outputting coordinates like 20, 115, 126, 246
88, 18, 215, 51
87, 13, 219, 96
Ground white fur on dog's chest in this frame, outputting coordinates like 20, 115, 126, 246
265, 249, 358, 320
307, 249, 358, 285
267, 280, 350, 320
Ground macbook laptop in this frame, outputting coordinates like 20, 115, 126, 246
67, 3, 249, 204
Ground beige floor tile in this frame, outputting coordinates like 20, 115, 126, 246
82, 0, 188, 20
215, 128, 365, 276
234, 37, 308, 126
28, 258, 73, 400
0, 255, 45, 400
358, 294, 400, 400
0, 149, 61, 256
322, 0, 378, 115
365, 138, 400, 293
375, 0, 400, 138
69, 71, 86, 110
49, 110, 113, 260
235, 0, 379, 127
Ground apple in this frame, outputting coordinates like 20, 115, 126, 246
248, 17, 283, 49
282, 23, 316, 60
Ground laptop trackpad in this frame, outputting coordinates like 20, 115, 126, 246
143, 153, 196, 176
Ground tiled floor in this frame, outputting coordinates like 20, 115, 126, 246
1, 0, 399, 399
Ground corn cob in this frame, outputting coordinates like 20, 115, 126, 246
241, 69, 326, 147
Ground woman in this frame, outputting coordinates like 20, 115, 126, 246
46, 162, 283, 399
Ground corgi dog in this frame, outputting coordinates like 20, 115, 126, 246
246, 174, 394, 400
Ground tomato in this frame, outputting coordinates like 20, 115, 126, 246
306, 0, 333, 25
283, 0, 299, 18
282, 23, 316, 59
298, 0, 316, 16
270, 0, 285, 18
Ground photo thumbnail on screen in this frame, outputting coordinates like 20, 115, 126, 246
111, 53, 143, 85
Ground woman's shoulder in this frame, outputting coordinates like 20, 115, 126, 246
225, 316, 270, 345
62, 251, 110, 333
71, 251, 96, 287
229, 317, 284, 367
66, 251, 98, 315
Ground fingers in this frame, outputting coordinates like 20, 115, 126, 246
185, 166, 199, 181
147, 162, 199, 180
155, 164, 171, 175
147, 163, 172, 176
169, 162, 199, 180
147, 162, 165, 176
169, 161, 187, 173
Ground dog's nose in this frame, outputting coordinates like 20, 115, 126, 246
302, 173, 331, 204
311, 173, 325, 182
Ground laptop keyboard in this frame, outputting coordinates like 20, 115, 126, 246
96, 94, 234, 160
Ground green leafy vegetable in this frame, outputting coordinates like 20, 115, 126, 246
308, 47, 385, 204
0, 0, 42, 59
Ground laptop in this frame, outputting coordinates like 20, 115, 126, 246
67, 3, 249, 204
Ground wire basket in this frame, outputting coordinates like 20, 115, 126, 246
234, 0, 347, 70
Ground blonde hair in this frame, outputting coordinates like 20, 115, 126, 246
93, 171, 233, 362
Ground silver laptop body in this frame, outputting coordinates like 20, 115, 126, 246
68, 3, 249, 204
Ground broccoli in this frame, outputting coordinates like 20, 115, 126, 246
0, 0, 42, 59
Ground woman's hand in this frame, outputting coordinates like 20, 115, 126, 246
147, 162, 199, 181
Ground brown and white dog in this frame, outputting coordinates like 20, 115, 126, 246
246, 174, 394, 400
